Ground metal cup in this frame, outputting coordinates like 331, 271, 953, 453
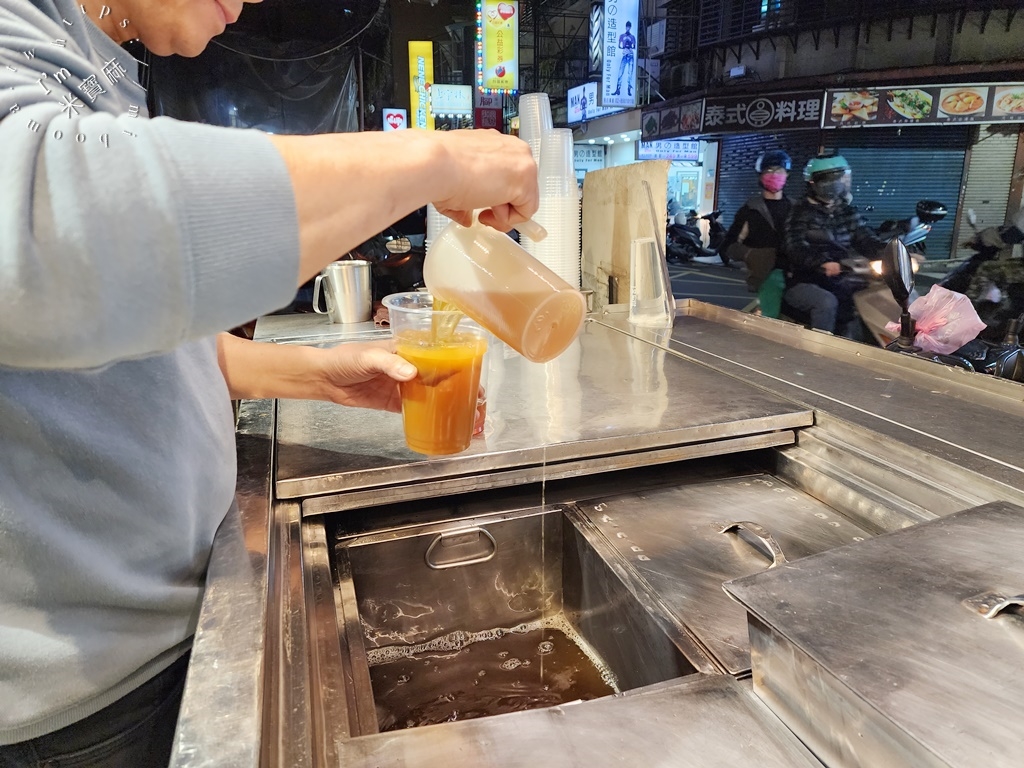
313, 261, 372, 323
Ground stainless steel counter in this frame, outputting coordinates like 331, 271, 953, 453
277, 319, 812, 509
252, 314, 386, 345
172, 302, 1024, 768
599, 302, 1024, 494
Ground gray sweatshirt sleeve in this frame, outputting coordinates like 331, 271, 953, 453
0, 1, 301, 369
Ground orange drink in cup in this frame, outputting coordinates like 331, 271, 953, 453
384, 293, 488, 456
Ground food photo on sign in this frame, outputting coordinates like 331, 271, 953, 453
993, 87, 1024, 116
660, 108, 679, 136
678, 102, 702, 132
885, 88, 933, 121
642, 111, 659, 139
938, 87, 986, 118
830, 90, 879, 124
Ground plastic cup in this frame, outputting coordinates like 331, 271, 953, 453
628, 237, 674, 327
423, 216, 586, 363
518, 93, 553, 164
383, 292, 488, 456
538, 129, 575, 197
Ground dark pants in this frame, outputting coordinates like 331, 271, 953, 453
0, 653, 190, 768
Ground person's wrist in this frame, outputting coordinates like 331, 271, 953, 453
305, 346, 341, 402
417, 131, 459, 203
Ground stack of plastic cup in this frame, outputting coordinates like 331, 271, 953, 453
425, 203, 451, 253
523, 128, 581, 288
517, 93, 553, 166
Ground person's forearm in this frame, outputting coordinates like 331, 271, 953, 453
268, 129, 538, 285
269, 131, 450, 283
217, 333, 328, 401
853, 227, 886, 256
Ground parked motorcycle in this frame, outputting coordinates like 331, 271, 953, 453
667, 210, 726, 264
875, 199, 948, 254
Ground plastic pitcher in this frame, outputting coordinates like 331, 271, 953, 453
423, 215, 586, 363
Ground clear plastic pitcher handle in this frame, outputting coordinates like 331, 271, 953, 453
516, 219, 548, 243
469, 209, 547, 242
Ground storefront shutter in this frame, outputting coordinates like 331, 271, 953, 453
715, 130, 821, 232
822, 126, 969, 260
954, 126, 1019, 262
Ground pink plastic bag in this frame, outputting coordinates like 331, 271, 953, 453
884, 285, 986, 355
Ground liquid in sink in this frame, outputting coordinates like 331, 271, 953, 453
367, 619, 618, 732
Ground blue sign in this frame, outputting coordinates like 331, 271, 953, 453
599, 0, 638, 109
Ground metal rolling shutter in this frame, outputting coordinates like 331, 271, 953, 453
823, 126, 969, 260
715, 130, 821, 230
954, 126, 1019, 262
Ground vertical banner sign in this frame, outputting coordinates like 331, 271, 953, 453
600, 0, 638, 108
408, 41, 435, 130
479, 0, 519, 93
474, 90, 504, 131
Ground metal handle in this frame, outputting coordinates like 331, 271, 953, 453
717, 521, 789, 569
424, 527, 497, 570
312, 274, 327, 314
963, 591, 1024, 619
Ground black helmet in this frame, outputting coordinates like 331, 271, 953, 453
755, 149, 792, 173
915, 199, 948, 224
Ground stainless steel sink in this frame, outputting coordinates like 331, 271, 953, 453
330, 504, 700, 735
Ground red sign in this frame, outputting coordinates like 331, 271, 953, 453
382, 108, 407, 131
475, 107, 503, 131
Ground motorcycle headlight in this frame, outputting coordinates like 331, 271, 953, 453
870, 260, 883, 275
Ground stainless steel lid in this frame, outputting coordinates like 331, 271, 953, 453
578, 474, 872, 675
334, 675, 822, 767
725, 501, 1024, 768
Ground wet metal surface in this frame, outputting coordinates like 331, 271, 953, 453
727, 501, 1024, 768
275, 319, 813, 500
579, 474, 872, 675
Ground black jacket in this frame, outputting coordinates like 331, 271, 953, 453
723, 194, 791, 291
784, 196, 886, 285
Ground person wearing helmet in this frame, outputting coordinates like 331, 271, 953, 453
721, 149, 794, 317
783, 153, 886, 337
962, 207, 1024, 338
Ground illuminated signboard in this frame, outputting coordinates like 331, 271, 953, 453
823, 83, 1024, 128
408, 41, 435, 130
431, 84, 474, 116
636, 139, 700, 161
567, 82, 617, 124
599, 0, 638, 109
478, 0, 519, 94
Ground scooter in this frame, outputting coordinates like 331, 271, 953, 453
667, 210, 728, 265
880, 238, 1024, 382
853, 251, 924, 347
860, 208, 1024, 348
875, 199, 948, 254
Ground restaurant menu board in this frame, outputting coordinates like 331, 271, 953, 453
824, 83, 1024, 127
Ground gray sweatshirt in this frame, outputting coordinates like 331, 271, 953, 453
0, 0, 300, 743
